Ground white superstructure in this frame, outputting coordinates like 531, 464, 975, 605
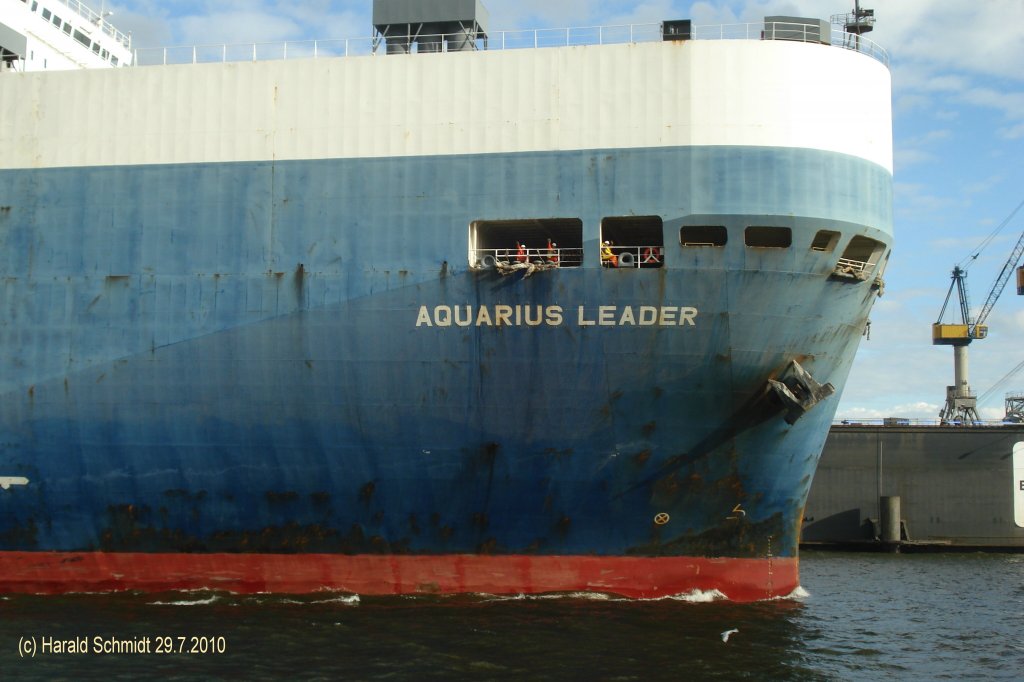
0, 0, 131, 71
0, 38, 892, 173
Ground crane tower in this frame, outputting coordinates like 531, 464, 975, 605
934, 216, 1024, 423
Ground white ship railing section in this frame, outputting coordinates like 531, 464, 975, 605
601, 245, 665, 268
833, 257, 874, 280
133, 21, 887, 68
472, 247, 583, 269
54, 0, 131, 48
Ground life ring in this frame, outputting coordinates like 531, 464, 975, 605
481, 254, 497, 269
618, 251, 635, 268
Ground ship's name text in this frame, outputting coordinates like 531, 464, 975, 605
415, 305, 698, 328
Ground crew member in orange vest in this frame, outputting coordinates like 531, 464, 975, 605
547, 239, 559, 266
516, 241, 527, 264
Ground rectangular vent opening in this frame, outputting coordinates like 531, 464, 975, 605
811, 229, 841, 252
745, 226, 792, 248
680, 225, 727, 247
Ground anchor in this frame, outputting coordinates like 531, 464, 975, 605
768, 360, 835, 425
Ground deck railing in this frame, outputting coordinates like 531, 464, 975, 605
472, 247, 583, 269
133, 21, 888, 68
834, 418, 1022, 427
54, 0, 132, 48
833, 257, 874, 280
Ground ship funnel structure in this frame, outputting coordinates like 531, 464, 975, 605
373, 0, 489, 55
768, 360, 836, 425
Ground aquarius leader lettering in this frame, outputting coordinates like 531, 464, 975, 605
415, 305, 698, 328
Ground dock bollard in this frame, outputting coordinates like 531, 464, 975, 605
880, 496, 901, 544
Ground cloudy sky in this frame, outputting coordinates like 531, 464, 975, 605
103, 0, 1024, 421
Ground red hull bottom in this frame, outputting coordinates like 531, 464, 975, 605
0, 552, 799, 602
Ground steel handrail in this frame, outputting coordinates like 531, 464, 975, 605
54, 0, 132, 48
472, 247, 582, 268
132, 20, 887, 68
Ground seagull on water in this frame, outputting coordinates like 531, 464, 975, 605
721, 628, 738, 643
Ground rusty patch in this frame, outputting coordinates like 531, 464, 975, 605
633, 450, 652, 466
470, 512, 489, 530
265, 491, 299, 505
0, 517, 38, 549
105, 275, 130, 282
358, 481, 376, 504
163, 489, 207, 501
652, 472, 682, 501
642, 421, 656, 436
629, 511, 787, 558
439, 261, 449, 278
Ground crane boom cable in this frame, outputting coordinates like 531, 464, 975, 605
975, 228, 1024, 329
957, 197, 1024, 269
977, 358, 1024, 406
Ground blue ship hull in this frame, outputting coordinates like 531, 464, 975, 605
0, 23, 894, 595
0, 144, 891, 597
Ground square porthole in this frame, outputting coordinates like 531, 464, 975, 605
680, 225, 727, 247
745, 226, 791, 248
811, 230, 841, 252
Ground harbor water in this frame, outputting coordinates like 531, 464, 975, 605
2, 552, 1021, 680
